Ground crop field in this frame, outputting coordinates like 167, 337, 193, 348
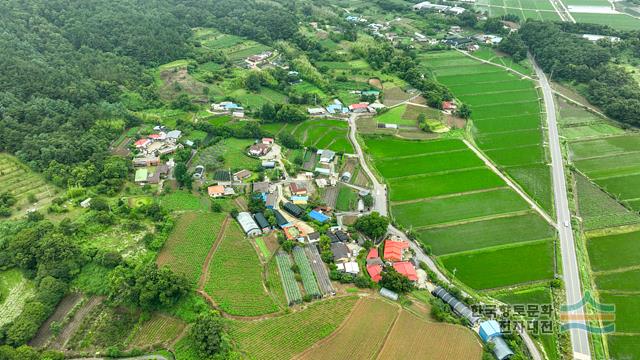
418, 213, 555, 255
421, 51, 553, 213
287, 120, 354, 154
607, 335, 640, 360
157, 212, 225, 284
392, 188, 528, 227
159, 191, 209, 212
595, 268, 640, 292
191, 138, 259, 174
377, 311, 482, 360
204, 222, 278, 316
569, 136, 640, 160
298, 298, 398, 360
130, 313, 186, 348
365, 135, 555, 291
335, 185, 359, 211
0, 269, 35, 327
293, 247, 321, 298
230, 296, 358, 360
574, 173, 640, 230
276, 252, 303, 305
0, 153, 57, 212
441, 240, 555, 289
375, 105, 417, 126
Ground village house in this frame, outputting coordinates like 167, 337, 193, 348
348, 102, 370, 113
248, 143, 271, 157
207, 185, 225, 198
289, 182, 308, 196
442, 101, 457, 113
331, 242, 351, 263
383, 239, 410, 262
234, 169, 252, 181
326, 99, 349, 115
393, 261, 418, 281
262, 137, 274, 145
317, 149, 336, 163
307, 107, 326, 116
245, 51, 273, 68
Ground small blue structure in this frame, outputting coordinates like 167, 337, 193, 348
362, 90, 380, 96
479, 320, 502, 342
224, 103, 241, 110
309, 210, 330, 223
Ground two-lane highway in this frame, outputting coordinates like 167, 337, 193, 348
534, 58, 592, 360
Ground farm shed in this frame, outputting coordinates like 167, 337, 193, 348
261, 161, 276, 169
134, 168, 148, 183
337, 261, 359, 274
309, 210, 330, 223
273, 210, 290, 228
253, 212, 271, 232
380, 287, 398, 301
479, 320, 502, 342
489, 337, 514, 360
318, 149, 336, 163
283, 202, 304, 218
237, 212, 262, 237
308, 232, 320, 243
331, 242, 350, 262
431, 286, 480, 325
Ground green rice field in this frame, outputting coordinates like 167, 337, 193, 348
441, 240, 555, 290
421, 51, 552, 213
587, 230, 640, 273
365, 135, 556, 291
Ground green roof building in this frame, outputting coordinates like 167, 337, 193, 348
135, 168, 148, 183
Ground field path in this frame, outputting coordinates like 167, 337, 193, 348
463, 139, 557, 228
198, 215, 231, 290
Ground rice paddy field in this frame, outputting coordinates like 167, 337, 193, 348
204, 222, 279, 316
569, 135, 640, 212
0, 153, 57, 214
586, 228, 640, 359
421, 51, 554, 214
261, 119, 354, 154
475, 0, 563, 20
365, 135, 556, 291
156, 212, 226, 284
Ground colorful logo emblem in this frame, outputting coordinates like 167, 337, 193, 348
560, 291, 615, 334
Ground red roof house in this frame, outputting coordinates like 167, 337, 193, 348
148, 134, 162, 139
442, 101, 456, 111
367, 248, 379, 260
393, 261, 418, 281
383, 240, 409, 262
349, 102, 369, 111
134, 139, 150, 148
289, 182, 308, 196
262, 137, 274, 145
367, 264, 383, 283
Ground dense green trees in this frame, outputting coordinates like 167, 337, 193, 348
354, 212, 389, 241
519, 21, 640, 126
379, 267, 414, 293
191, 311, 232, 359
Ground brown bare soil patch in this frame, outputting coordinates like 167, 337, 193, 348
369, 78, 383, 89
30, 292, 83, 348
296, 297, 399, 360
159, 68, 206, 101
377, 311, 482, 360
383, 86, 413, 107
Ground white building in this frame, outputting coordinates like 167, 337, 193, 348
237, 212, 262, 237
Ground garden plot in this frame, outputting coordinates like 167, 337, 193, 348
293, 247, 321, 298
303, 246, 334, 296
230, 296, 358, 360
0, 269, 35, 327
130, 313, 186, 349
276, 252, 303, 305
290, 120, 354, 154
204, 222, 278, 316
570, 135, 640, 160
156, 212, 226, 284
0, 153, 56, 212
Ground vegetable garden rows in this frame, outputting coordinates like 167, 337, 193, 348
276, 252, 303, 305
293, 246, 321, 298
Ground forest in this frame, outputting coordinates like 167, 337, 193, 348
517, 21, 640, 126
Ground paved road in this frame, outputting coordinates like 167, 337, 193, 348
347, 113, 387, 217
534, 59, 592, 360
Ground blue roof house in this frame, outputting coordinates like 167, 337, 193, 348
479, 320, 502, 342
309, 210, 330, 223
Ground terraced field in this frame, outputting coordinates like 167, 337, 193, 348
262, 119, 354, 154
0, 269, 35, 327
365, 136, 556, 291
421, 51, 554, 214
204, 222, 279, 316
0, 153, 57, 213
586, 228, 640, 359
